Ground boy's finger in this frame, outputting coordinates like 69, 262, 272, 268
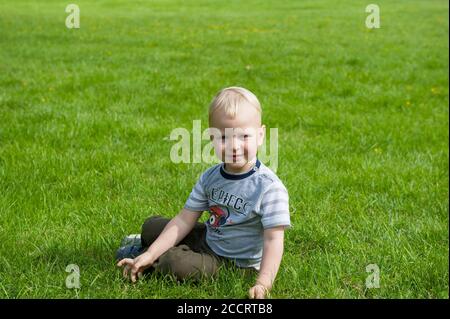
131, 267, 139, 282
248, 287, 255, 299
256, 286, 266, 299
123, 265, 129, 279
133, 261, 142, 270
117, 258, 133, 267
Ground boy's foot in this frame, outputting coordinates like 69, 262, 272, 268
120, 234, 142, 247
115, 234, 145, 261
115, 244, 145, 261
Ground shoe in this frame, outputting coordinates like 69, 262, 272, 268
115, 234, 144, 261
120, 234, 142, 247
115, 243, 145, 261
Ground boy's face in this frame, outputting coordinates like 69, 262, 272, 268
209, 104, 265, 173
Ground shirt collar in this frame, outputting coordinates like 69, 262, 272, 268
220, 159, 261, 180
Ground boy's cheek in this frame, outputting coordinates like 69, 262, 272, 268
211, 141, 224, 152
246, 139, 259, 153
254, 135, 264, 148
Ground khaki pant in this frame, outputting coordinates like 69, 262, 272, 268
141, 216, 227, 281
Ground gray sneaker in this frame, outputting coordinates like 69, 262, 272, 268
115, 234, 144, 261
120, 234, 142, 247
115, 244, 145, 261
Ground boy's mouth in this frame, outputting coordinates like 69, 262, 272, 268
224, 154, 244, 162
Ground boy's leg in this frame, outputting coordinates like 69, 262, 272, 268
140, 216, 171, 247
152, 244, 223, 281
140, 215, 207, 251
141, 216, 223, 280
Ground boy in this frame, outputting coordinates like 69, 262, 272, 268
117, 87, 291, 299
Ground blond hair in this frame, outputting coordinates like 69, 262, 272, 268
208, 87, 262, 125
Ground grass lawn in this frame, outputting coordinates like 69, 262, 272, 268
0, 0, 448, 298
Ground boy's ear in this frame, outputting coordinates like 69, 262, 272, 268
257, 125, 266, 147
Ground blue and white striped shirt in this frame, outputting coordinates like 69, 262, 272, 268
184, 159, 291, 269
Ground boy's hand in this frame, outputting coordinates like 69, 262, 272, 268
248, 284, 269, 299
117, 251, 154, 283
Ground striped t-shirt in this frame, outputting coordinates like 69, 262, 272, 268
184, 159, 291, 269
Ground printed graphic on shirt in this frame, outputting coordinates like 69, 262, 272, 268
209, 187, 250, 215
208, 205, 230, 228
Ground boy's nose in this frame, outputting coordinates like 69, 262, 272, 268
230, 136, 241, 151
224, 137, 240, 155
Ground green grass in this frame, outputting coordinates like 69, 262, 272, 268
0, 0, 448, 298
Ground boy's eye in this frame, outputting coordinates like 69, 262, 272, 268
219, 134, 251, 141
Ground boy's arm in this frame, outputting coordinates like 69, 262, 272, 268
117, 208, 202, 282
249, 226, 285, 299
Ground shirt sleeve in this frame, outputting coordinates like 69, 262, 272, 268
259, 181, 291, 229
184, 172, 210, 212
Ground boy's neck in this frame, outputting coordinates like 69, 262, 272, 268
223, 158, 257, 175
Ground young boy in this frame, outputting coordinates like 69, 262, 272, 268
117, 87, 291, 299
